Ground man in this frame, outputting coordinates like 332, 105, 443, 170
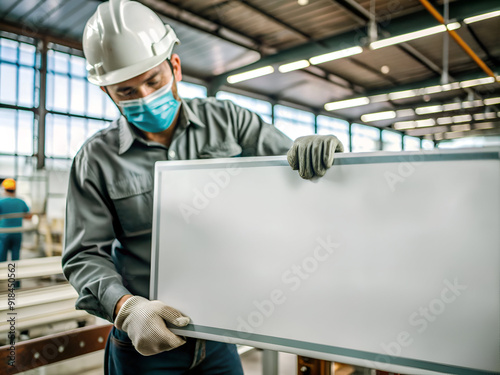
0, 178, 31, 263
62, 0, 343, 374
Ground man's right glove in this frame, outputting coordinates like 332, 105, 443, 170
114, 295, 190, 356
287, 135, 344, 179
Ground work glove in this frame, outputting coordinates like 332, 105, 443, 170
114, 295, 190, 356
287, 135, 344, 179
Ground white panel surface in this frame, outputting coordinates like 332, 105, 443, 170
151, 148, 500, 375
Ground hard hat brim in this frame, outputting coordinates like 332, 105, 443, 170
88, 52, 169, 86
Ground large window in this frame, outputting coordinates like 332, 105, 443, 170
403, 135, 421, 151
0, 37, 38, 159
317, 115, 350, 152
216, 91, 272, 124
422, 139, 435, 149
351, 123, 380, 152
177, 81, 207, 99
0, 109, 34, 156
274, 105, 315, 140
437, 136, 500, 149
45, 49, 117, 158
382, 130, 402, 151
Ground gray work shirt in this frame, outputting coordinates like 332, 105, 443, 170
62, 97, 292, 322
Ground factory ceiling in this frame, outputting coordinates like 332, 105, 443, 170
1, 0, 499, 142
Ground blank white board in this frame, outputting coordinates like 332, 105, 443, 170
151, 148, 500, 375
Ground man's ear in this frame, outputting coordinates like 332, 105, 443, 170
170, 54, 183, 82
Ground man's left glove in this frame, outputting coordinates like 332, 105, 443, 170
287, 135, 344, 179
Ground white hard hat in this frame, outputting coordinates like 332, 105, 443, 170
83, 0, 180, 86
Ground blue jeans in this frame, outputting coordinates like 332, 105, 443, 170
104, 327, 244, 375
0, 233, 22, 262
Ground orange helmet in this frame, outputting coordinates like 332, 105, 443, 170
1, 178, 16, 191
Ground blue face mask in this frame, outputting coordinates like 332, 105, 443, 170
118, 79, 180, 133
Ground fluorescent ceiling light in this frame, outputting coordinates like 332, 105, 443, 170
396, 109, 415, 117
460, 77, 495, 88
416, 105, 443, 115
324, 77, 495, 112
473, 113, 485, 121
393, 118, 435, 130
278, 60, 310, 73
361, 111, 396, 122
370, 25, 447, 49
394, 121, 417, 130
484, 97, 500, 105
444, 131, 464, 139
368, 94, 389, 103
227, 66, 274, 84
325, 97, 370, 111
446, 22, 461, 30
309, 46, 363, 65
437, 117, 453, 125
451, 124, 471, 132
464, 10, 500, 24
415, 119, 436, 127
441, 82, 461, 91
423, 85, 443, 94
485, 112, 497, 119
443, 103, 461, 111
452, 114, 472, 123
389, 89, 418, 100
462, 100, 483, 108
475, 122, 495, 130
406, 126, 448, 136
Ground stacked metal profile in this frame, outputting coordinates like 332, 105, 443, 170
0, 257, 95, 345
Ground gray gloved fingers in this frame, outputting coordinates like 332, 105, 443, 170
299, 141, 314, 179
287, 142, 299, 170
313, 137, 327, 177
335, 138, 345, 153
322, 137, 338, 170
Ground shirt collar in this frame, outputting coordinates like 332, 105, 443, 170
118, 116, 139, 155
118, 99, 205, 155
178, 99, 206, 129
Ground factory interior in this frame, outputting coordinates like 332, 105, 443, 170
0, 0, 499, 374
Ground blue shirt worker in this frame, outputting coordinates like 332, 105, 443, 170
0, 178, 31, 262
62, 0, 344, 374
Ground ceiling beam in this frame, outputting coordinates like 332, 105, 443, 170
0, 21, 82, 50
348, 57, 400, 87
140, 0, 272, 55
237, 0, 311, 41
465, 24, 500, 67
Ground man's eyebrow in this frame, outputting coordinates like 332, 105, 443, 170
116, 70, 161, 93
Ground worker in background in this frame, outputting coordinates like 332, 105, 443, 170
0, 178, 31, 263
62, 0, 344, 374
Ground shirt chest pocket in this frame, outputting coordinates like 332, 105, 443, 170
108, 175, 153, 236
198, 140, 242, 159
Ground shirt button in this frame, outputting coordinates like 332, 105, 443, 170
168, 150, 176, 159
